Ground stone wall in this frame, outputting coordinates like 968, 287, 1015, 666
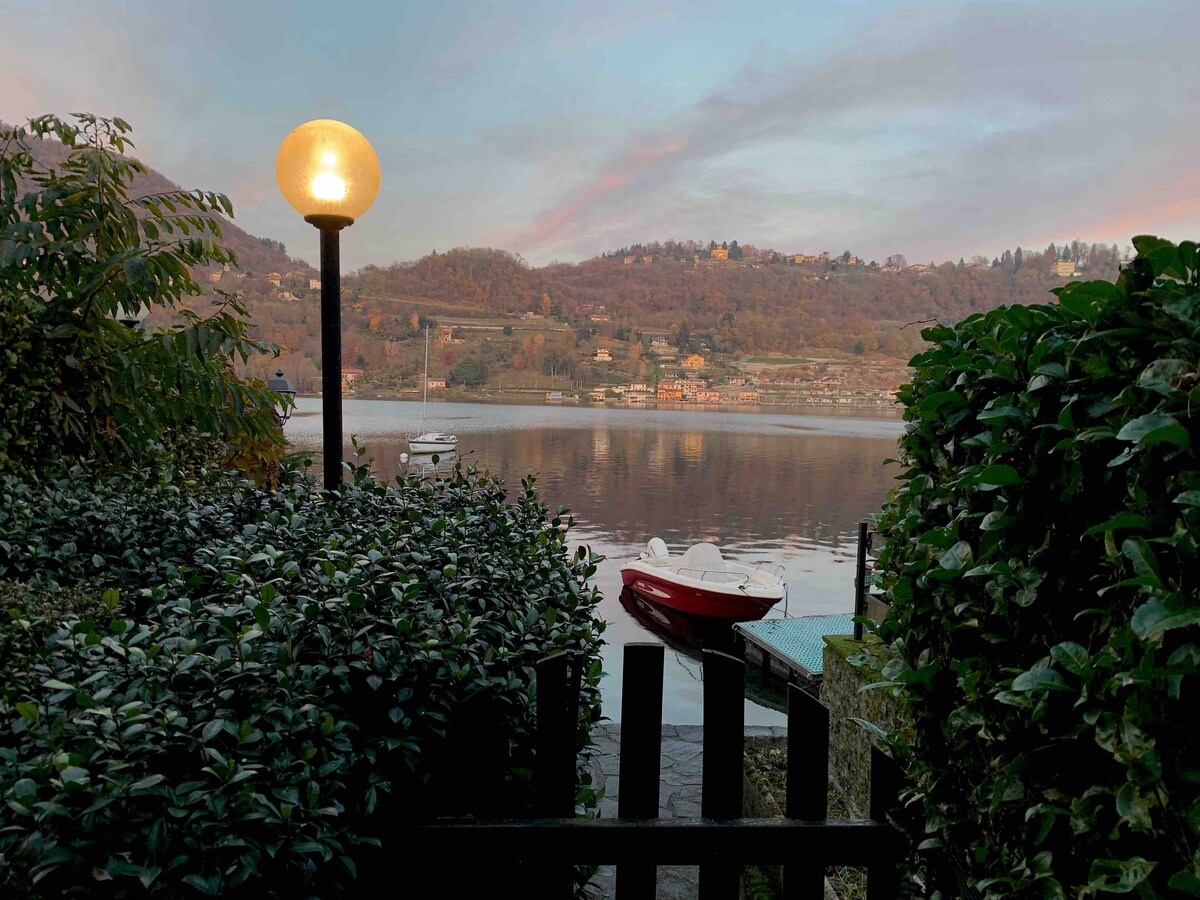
819, 635, 903, 818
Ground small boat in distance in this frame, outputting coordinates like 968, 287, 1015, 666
620, 539, 786, 621
408, 324, 458, 455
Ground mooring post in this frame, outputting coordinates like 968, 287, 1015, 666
853, 521, 869, 640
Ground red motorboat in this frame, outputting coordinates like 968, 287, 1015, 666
619, 539, 786, 621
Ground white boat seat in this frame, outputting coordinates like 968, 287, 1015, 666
641, 537, 671, 563
677, 542, 726, 573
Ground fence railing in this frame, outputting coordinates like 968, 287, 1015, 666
406, 642, 902, 898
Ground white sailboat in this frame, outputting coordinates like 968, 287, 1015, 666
408, 325, 458, 454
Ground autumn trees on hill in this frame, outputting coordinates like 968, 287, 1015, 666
232, 241, 1123, 386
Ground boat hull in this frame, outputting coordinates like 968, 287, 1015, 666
620, 564, 781, 621
408, 439, 457, 454
408, 430, 458, 454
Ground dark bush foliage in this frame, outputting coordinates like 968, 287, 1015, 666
0, 581, 110, 696
0, 461, 604, 896
867, 236, 1200, 897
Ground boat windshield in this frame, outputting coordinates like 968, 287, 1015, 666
676, 567, 749, 585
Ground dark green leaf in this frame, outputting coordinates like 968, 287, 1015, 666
1116, 414, 1188, 449
1049, 642, 1090, 676
976, 464, 1021, 487
1131, 597, 1200, 641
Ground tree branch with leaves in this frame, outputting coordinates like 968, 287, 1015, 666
0, 113, 286, 477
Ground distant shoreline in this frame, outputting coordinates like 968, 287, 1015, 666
294, 392, 904, 419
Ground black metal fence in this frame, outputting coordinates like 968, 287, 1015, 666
407, 642, 902, 899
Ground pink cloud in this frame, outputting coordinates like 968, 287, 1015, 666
1023, 174, 1200, 252
515, 137, 685, 250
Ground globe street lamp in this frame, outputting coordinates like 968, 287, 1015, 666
276, 119, 380, 487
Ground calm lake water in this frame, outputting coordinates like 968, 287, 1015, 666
285, 397, 904, 725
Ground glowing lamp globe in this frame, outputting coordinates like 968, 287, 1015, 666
275, 119, 380, 224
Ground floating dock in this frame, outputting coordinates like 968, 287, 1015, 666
735, 614, 855, 687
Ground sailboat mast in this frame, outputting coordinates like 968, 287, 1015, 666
420, 324, 429, 429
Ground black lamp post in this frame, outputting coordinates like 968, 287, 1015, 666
265, 369, 297, 426
276, 119, 381, 487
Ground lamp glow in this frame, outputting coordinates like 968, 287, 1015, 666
311, 171, 347, 201
275, 119, 380, 222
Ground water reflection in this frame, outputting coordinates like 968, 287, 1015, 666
619, 587, 741, 660
401, 450, 458, 478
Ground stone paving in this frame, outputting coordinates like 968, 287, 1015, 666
584, 723, 787, 900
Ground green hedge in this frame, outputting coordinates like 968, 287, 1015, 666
0, 581, 111, 696
869, 237, 1200, 896
0, 462, 604, 896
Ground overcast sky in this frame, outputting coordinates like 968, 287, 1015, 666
3, 0, 1198, 269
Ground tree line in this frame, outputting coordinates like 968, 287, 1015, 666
228, 240, 1124, 383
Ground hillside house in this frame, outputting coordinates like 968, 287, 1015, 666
641, 255, 655, 264
1053, 260, 1078, 277
738, 390, 760, 404
710, 247, 729, 261
207, 271, 222, 283
650, 338, 672, 354
683, 353, 706, 369
624, 383, 653, 403
265, 272, 282, 286
906, 263, 931, 273
697, 389, 721, 403
657, 379, 684, 401
623, 255, 638, 265
593, 348, 612, 362
427, 378, 447, 390
436, 325, 455, 342
309, 278, 321, 289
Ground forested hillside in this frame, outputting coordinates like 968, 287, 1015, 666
201, 240, 1114, 395
331, 241, 1121, 360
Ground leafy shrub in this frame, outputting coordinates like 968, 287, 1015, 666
0, 581, 111, 696
0, 462, 604, 896
0, 113, 283, 477
868, 236, 1200, 897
